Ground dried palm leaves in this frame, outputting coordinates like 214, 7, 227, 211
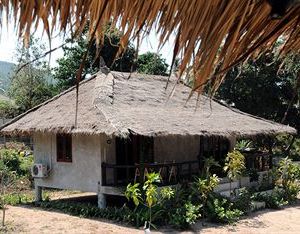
0, 0, 299, 92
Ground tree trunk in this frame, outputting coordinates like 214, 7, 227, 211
2, 205, 5, 227
1, 179, 5, 227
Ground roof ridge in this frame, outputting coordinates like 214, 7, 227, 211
93, 72, 129, 137
0, 75, 97, 133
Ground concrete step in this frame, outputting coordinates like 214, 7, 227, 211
214, 181, 239, 193
219, 190, 231, 197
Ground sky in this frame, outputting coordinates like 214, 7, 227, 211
0, 21, 174, 68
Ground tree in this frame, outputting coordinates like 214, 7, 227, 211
217, 52, 300, 131
0, 100, 18, 119
137, 52, 169, 76
53, 27, 136, 91
8, 38, 56, 113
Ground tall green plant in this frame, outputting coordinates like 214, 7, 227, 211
276, 157, 300, 202
125, 172, 174, 230
193, 174, 220, 202
223, 150, 246, 196
193, 174, 219, 219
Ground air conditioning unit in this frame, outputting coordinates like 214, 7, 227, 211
31, 164, 48, 178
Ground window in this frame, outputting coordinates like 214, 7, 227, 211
57, 134, 72, 162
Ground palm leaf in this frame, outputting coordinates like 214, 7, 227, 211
0, 0, 299, 93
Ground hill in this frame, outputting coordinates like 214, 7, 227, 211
0, 60, 15, 93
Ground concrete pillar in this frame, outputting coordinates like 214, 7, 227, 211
98, 192, 107, 209
97, 181, 107, 208
35, 185, 42, 203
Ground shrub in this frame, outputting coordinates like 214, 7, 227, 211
193, 174, 220, 202
169, 201, 201, 229
251, 189, 288, 209
206, 197, 243, 224
125, 172, 175, 229
0, 148, 33, 179
36, 200, 135, 223
2, 193, 34, 206
232, 187, 252, 213
276, 157, 300, 202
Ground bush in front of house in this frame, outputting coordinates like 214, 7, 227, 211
206, 196, 243, 224
125, 171, 245, 229
232, 187, 252, 213
276, 157, 300, 203
251, 189, 288, 209
125, 172, 203, 229
169, 201, 201, 229
36, 200, 136, 223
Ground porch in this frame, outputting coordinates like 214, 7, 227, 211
98, 150, 272, 207
101, 160, 200, 187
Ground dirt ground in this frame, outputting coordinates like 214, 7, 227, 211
2, 203, 300, 234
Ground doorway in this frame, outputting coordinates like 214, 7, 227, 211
116, 134, 154, 182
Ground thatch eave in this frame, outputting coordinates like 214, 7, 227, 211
1, 126, 296, 139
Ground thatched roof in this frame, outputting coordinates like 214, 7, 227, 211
1, 72, 296, 137
1, 1, 299, 92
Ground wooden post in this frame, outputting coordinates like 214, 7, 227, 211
113, 167, 118, 186
102, 163, 107, 186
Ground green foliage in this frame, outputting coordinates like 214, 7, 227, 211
2, 193, 34, 206
206, 197, 243, 224
137, 52, 168, 76
193, 174, 219, 201
126, 172, 163, 209
224, 150, 246, 182
125, 172, 174, 228
8, 37, 56, 113
0, 165, 17, 226
276, 157, 300, 202
235, 140, 254, 151
169, 201, 201, 229
125, 183, 141, 206
274, 135, 300, 161
251, 189, 288, 209
0, 148, 33, 178
0, 100, 18, 119
202, 157, 220, 178
36, 200, 136, 224
232, 188, 252, 213
160, 187, 175, 200
54, 26, 136, 91
217, 52, 300, 132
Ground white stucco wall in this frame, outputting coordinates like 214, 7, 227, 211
33, 133, 236, 193
33, 133, 115, 192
